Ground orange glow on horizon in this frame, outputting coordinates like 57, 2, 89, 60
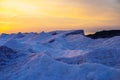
0, 0, 120, 33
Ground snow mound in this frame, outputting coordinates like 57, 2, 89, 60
84, 48, 120, 68
0, 46, 16, 64
87, 36, 120, 49
55, 50, 88, 64
66, 35, 93, 49
3, 39, 27, 51
1, 54, 120, 80
29, 31, 52, 43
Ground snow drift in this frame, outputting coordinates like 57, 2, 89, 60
0, 30, 120, 80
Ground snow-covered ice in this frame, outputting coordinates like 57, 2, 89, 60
0, 30, 120, 80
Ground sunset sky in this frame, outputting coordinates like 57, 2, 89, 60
0, 0, 120, 34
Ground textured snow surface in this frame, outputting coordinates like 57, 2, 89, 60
0, 30, 120, 80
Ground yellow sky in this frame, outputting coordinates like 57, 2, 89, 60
0, 0, 120, 33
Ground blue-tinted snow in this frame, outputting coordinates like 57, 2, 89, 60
0, 30, 120, 80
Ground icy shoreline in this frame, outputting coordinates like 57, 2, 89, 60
0, 30, 120, 80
